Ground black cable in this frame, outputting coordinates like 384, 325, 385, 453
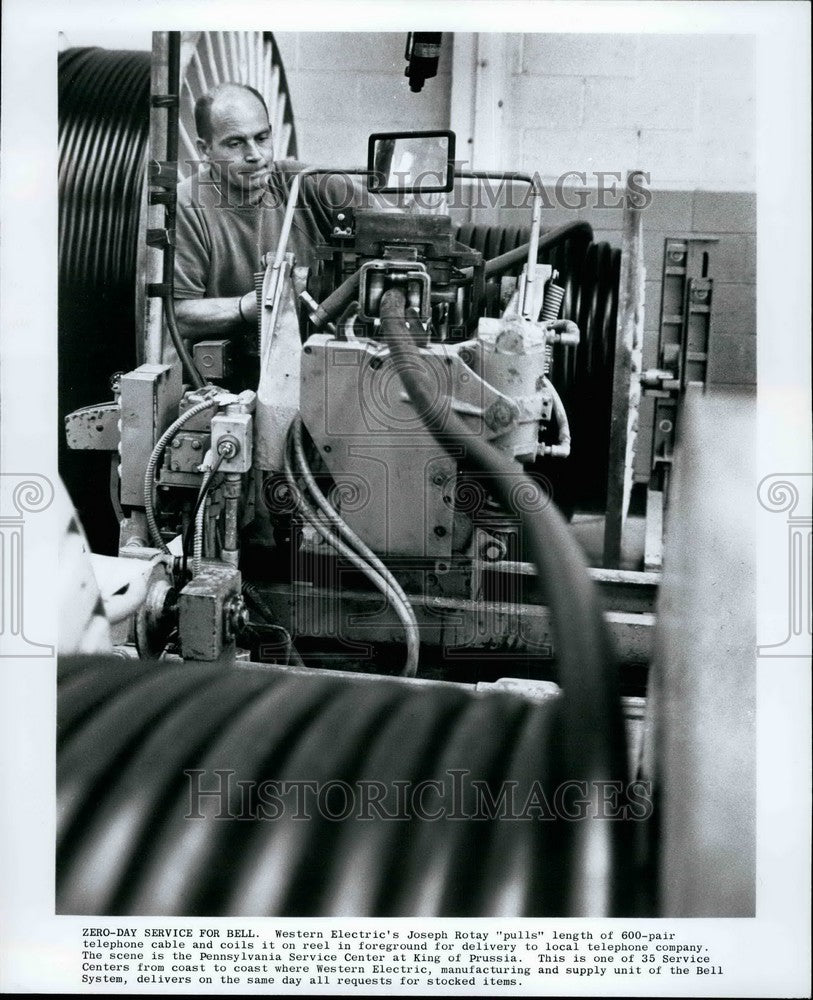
59, 670, 271, 913
158, 32, 205, 389
108, 454, 125, 526
181, 453, 225, 581
484, 222, 592, 277
379, 286, 631, 916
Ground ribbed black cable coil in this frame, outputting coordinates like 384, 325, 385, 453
57, 655, 600, 916
59, 48, 152, 555
59, 48, 151, 289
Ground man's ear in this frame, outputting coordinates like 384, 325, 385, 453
196, 137, 211, 161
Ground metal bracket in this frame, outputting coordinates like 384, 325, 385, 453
151, 94, 180, 109
64, 402, 121, 451
645, 237, 717, 494
146, 228, 175, 249
147, 159, 178, 188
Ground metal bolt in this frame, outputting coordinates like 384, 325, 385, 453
191, 439, 202, 451
370, 356, 383, 370
433, 525, 447, 538
485, 400, 513, 430
225, 595, 249, 637
480, 538, 507, 561
217, 436, 239, 460
432, 472, 445, 487
303, 345, 312, 355
172, 438, 182, 448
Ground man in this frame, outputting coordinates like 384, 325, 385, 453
173, 82, 339, 346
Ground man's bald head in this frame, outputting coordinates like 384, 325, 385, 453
194, 83, 270, 144
193, 82, 275, 203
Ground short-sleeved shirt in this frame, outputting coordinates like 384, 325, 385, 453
174, 161, 354, 300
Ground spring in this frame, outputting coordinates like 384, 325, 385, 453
541, 280, 565, 374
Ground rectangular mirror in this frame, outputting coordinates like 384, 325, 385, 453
367, 130, 456, 194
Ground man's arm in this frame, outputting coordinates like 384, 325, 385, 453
173, 292, 258, 343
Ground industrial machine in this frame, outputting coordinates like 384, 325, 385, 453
56, 31, 755, 919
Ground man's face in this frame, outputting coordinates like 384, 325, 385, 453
198, 90, 274, 205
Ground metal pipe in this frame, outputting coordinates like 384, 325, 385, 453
539, 377, 572, 458
282, 424, 420, 678
154, 31, 204, 388
481, 221, 595, 278
291, 418, 418, 640
221, 473, 242, 565
307, 269, 361, 330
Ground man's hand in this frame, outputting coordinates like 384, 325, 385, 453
174, 292, 257, 343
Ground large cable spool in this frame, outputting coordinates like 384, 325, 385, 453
57, 655, 636, 916
58, 33, 297, 555
59, 47, 151, 556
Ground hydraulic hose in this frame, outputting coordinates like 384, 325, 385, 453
480, 221, 594, 279
183, 453, 225, 579
542, 377, 572, 459
143, 398, 219, 552
283, 424, 420, 677
192, 486, 209, 575
379, 286, 630, 916
290, 417, 418, 637
309, 270, 362, 331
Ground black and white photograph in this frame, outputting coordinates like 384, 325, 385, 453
1, 1, 811, 995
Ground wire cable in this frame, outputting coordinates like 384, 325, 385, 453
282, 423, 419, 677
187, 455, 225, 576
143, 398, 219, 552
289, 416, 419, 647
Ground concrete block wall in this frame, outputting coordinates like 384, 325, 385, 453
503, 33, 755, 191
273, 32, 452, 166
